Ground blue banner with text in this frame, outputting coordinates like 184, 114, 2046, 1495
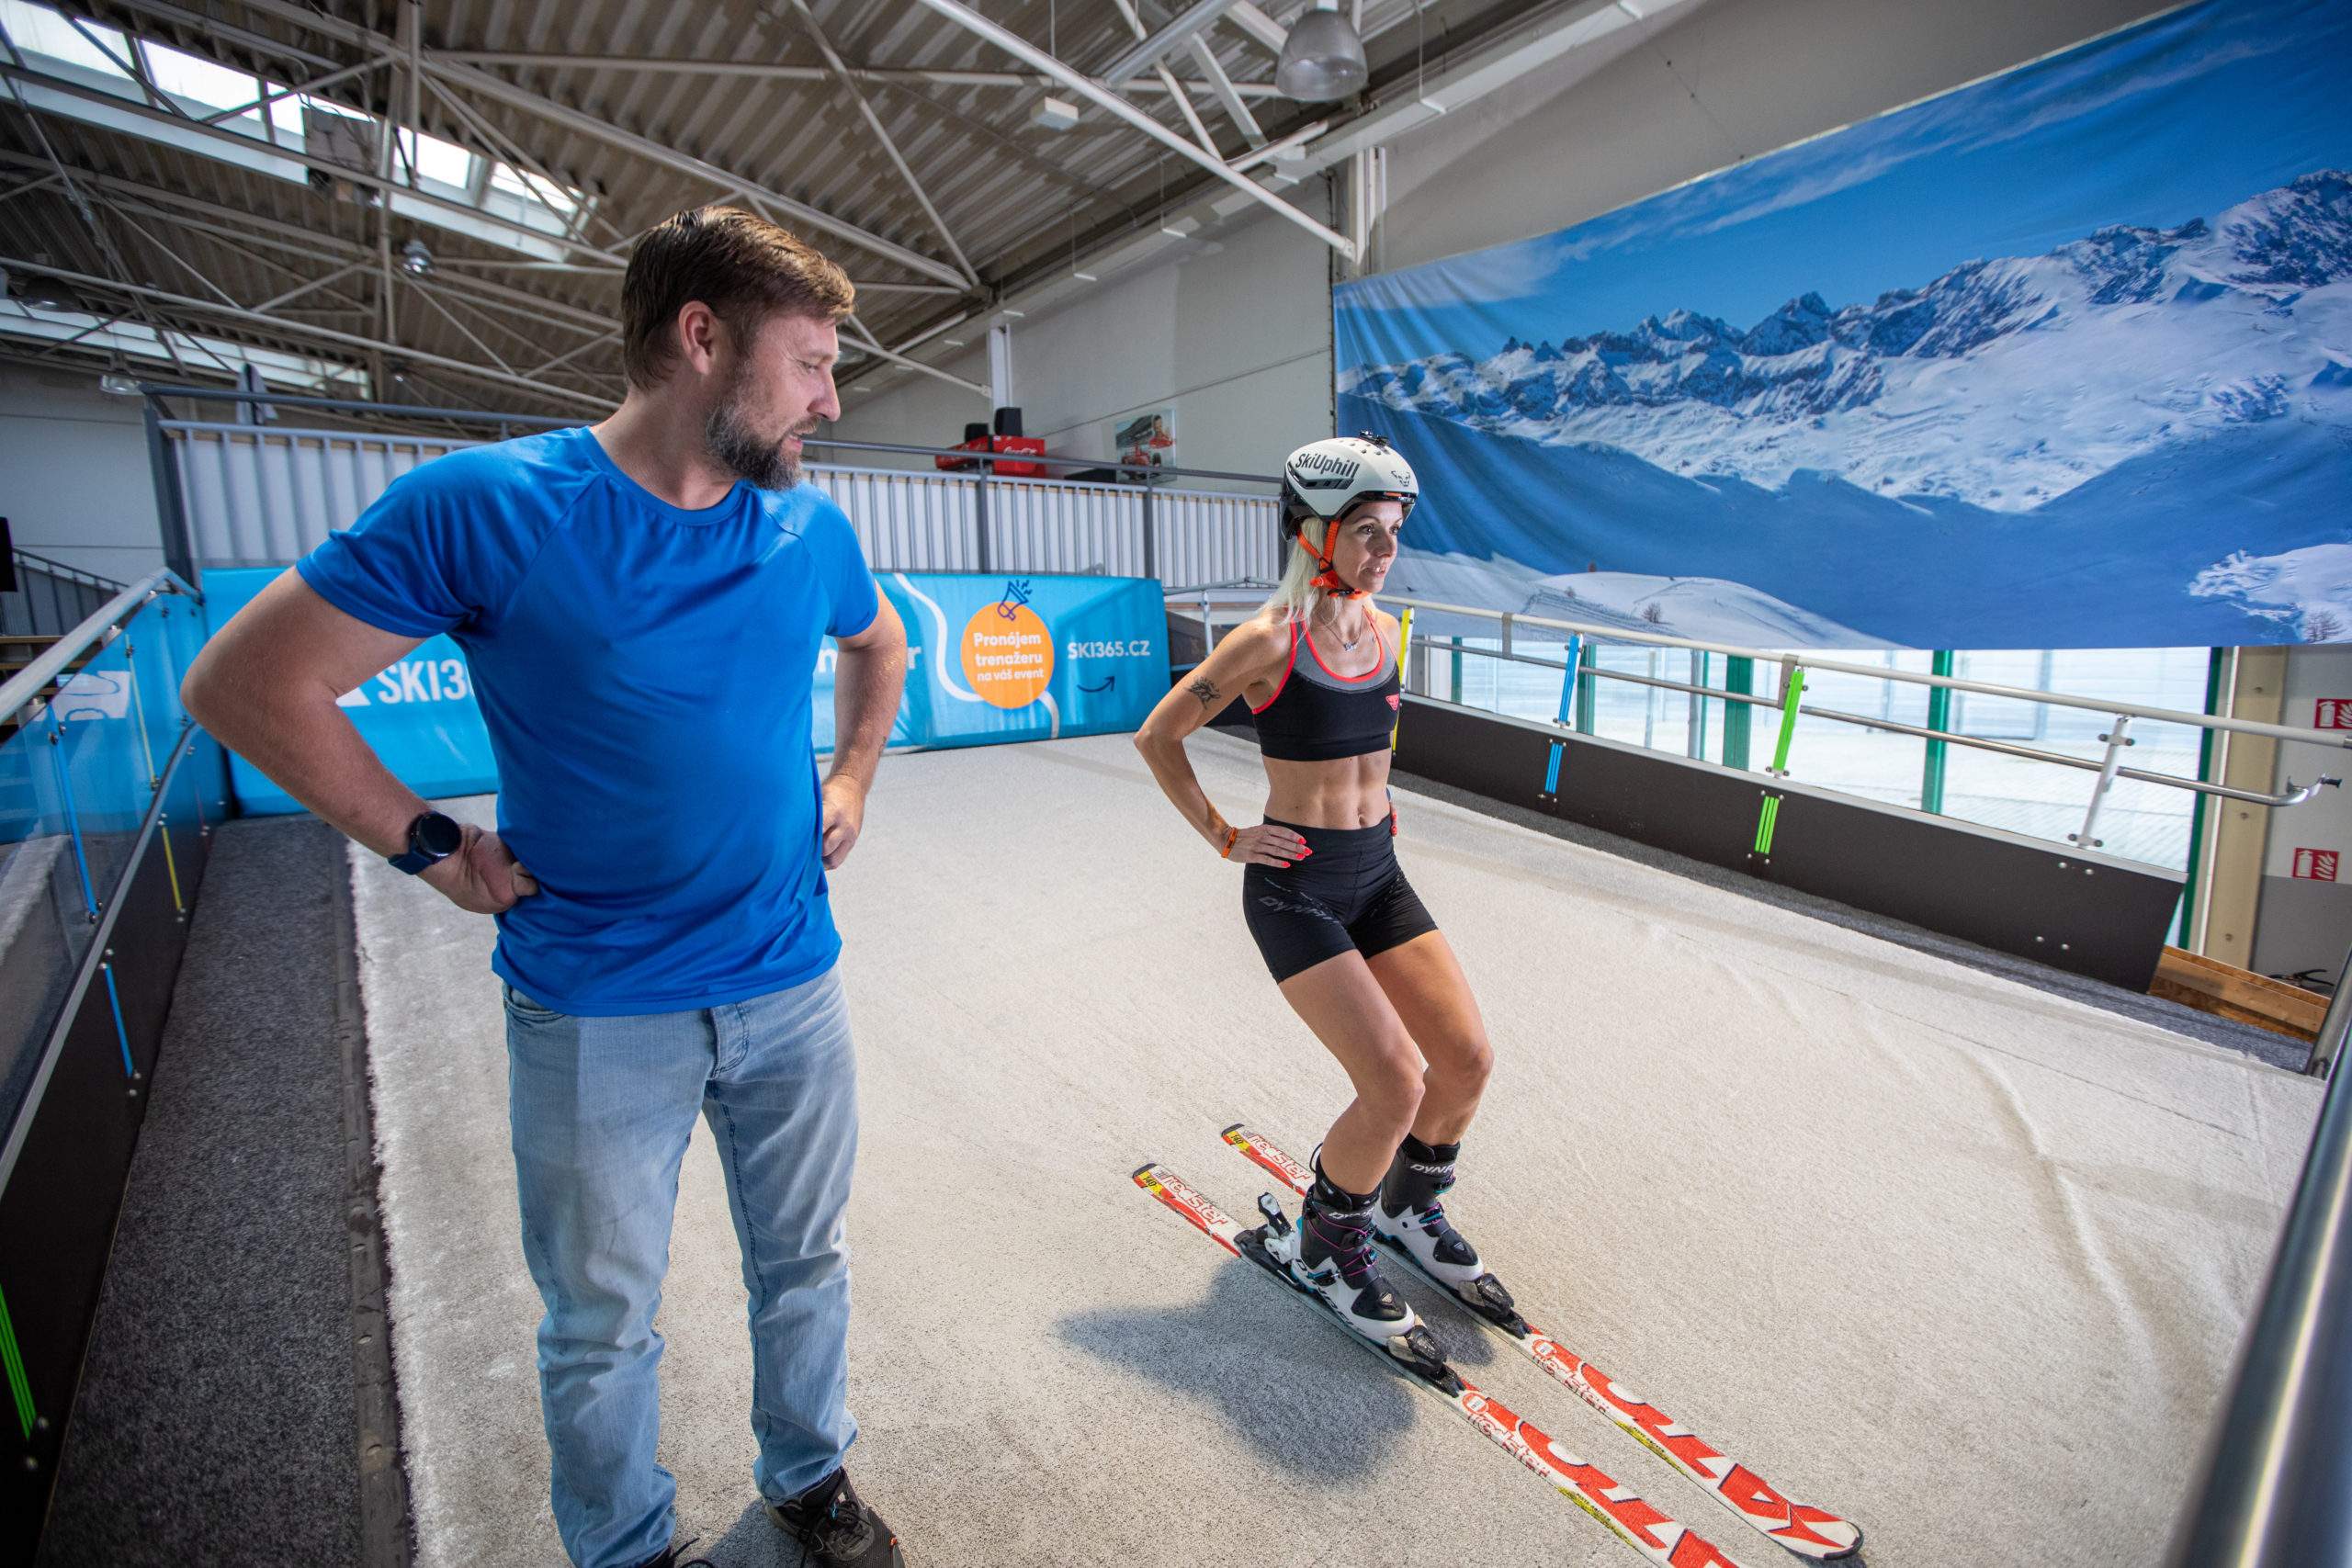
204, 568, 1169, 815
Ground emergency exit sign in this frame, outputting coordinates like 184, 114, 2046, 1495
2294, 849, 2339, 882
2317, 699, 2352, 728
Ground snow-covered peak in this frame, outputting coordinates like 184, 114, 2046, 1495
1340, 172, 2352, 511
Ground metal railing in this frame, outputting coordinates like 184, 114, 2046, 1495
139, 383, 1286, 592
2165, 939, 2352, 1563
1176, 589, 2345, 883
3, 550, 126, 640
1, 567, 209, 1182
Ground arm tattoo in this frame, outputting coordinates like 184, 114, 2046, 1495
1186, 675, 1219, 711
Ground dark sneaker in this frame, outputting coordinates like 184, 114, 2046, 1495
631, 1538, 715, 1568
765, 1469, 907, 1567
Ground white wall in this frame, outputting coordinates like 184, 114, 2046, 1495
2253, 646, 2352, 980
833, 188, 1337, 491
1374, 0, 2180, 276
0, 364, 166, 584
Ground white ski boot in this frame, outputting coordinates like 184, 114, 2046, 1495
1261, 1166, 1420, 1342
1376, 1135, 1519, 1325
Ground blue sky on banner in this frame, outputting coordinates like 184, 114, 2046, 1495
1334, 0, 2352, 368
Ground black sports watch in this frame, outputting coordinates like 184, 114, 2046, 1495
389, 810, 464, 874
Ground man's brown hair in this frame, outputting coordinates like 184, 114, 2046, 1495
619, 206, 855, 389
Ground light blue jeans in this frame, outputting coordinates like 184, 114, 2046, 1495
503, 963, 860, 1568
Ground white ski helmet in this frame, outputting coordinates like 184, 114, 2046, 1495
1279, 433, 1419, 535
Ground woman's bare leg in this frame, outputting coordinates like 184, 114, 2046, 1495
1272, 951, 1425, 1193
1366, 931, 1492, 1145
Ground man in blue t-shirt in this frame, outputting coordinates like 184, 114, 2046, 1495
184, 207, 911, 1568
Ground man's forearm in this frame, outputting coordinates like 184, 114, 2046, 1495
827, 641, 905, 792
191, 686, 428, 856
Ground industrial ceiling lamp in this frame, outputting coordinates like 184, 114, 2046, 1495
1276, 0, 1368, 101
399, 238, 435, 276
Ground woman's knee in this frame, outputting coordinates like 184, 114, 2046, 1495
1357, 1037, 1427, 1125
1431, 1030, 1493, 1094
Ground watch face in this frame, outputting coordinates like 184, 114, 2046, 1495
416, 812, 465, 858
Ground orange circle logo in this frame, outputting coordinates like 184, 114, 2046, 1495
961, 603, 1054, 709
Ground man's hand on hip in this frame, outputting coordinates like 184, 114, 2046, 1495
820, 774, 866, 870
420, 822, 539, 914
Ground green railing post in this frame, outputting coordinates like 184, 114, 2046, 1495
1922, 650, 1955, 814
1723, 656, 1754, 770
1449, 636, 1463, 705
1690, 651, 1712, 760
1752, 661, 1807, 857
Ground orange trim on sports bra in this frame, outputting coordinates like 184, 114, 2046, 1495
1248, 619, 1303, 715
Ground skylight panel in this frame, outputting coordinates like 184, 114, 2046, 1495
0, 0, 130, 76
137, 39, 260, 121
399, 128, 475, 187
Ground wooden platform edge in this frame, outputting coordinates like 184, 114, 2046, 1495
2151, 946, 2326, 1043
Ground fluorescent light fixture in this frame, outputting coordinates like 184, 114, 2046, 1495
1071, 269, 1098, 282
1000, 309, 1025, 319
1159, 216, 1201, 239
941, 337, 966, 348
1029, 96, 1080, 131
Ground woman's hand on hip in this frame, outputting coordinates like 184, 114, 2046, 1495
1227, 823, 1310, 868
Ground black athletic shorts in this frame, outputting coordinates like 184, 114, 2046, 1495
1240, 815, 1440, 983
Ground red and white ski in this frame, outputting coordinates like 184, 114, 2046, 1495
1221, 1124, 1861, 1560
1134, 1163, 1761, 1568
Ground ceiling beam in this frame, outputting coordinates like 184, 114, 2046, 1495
0, 257, 612, 409
428, 53, 1286, 98
903, 0, 1356, 261
841, 316, 988, 400
0, 152, 622, 334
0, 62, 632, 266
210, 0, 970, 288
1099, 0, 1245, 88
779, 0, 977, 287
1223, 4, 1292, 53
1107, 0, 1220, 159
1186, 36, 1265, 148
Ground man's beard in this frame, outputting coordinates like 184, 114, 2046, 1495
704, 368, 808, 491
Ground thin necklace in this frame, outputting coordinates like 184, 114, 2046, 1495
1317, 601, 1364, 651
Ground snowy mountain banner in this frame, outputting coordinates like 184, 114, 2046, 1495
1336, 0, 2352, 650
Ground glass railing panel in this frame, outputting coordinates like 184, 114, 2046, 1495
48, 637, 151, 925
0, 713, 94, 1138
1935, 649, 2208, 869
1585, 644, 1695, 755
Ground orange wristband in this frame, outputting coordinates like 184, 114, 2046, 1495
1219, 826, 1238, 859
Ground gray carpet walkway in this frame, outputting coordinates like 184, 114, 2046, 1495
35, 816, 374, 1568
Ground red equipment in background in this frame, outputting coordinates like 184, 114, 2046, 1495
936, 408, 1046, 479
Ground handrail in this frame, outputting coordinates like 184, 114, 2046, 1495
1184, 592, 2349, 752
0, 570, 197, 719
9, 548, 127, 594
1173, 590, 2346, 841
2164, 944, 2352, 1561
1374, 593, 2352, 751
137, 382, 1285, 487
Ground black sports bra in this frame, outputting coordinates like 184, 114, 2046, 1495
1249, 616, 1399, 761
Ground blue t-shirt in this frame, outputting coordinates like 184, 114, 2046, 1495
297, 425, 880, 1015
